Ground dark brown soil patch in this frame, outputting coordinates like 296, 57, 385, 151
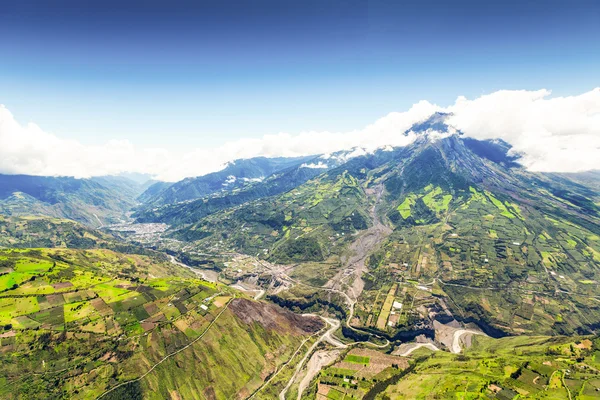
91, 298, 112, 316
46, 294, 65, 305
230, 298, 324, 335
148, 312, 166, 323
203, 387, 217, 400
52, 282, 73, 289
144, 302, 159, 315
141, 322, 155, 331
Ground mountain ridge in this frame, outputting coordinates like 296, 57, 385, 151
132, 128, 600, 338
0, 174, 145, 227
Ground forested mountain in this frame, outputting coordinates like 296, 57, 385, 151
134, 151, 359, 224
0, 174, 146, 227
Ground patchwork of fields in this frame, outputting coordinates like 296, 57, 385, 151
0, 248, 323, 399
357, 182, 600, 337
317, 348, 409, 399
382, 335, 600, 399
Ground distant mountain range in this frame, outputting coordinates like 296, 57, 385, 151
1, 113, 599, 339
0, 174, 147, 227
137, 156, 317, 207
133, 150, 367, 225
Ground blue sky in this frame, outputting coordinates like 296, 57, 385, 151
1, 0, 599, 151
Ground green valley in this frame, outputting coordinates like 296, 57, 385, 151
1, 118, 599, 400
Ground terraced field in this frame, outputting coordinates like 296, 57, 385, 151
382, 335, 600, 399
0, 248, 324, 399
316, 348, 409, 399
1, 126, 598, 399
359, 179, 600, 337
375, 284, 397, 330
138, 134, 600, 342
310, 335, 600, 399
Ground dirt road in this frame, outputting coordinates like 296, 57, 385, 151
394, 342, 440, 356
255, 185, 394, 400
296, 349, 341, 400
279, 317, 344, 400
229, 283, 265, 300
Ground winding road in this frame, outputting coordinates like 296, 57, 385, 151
278, 317, 343, 400
274, 185, 396, 399
295, 349, 341, 400
230, 283, 265, 300
395, 342, 440, 356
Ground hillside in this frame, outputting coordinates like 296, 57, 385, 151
136, 181, 172, 204
137, 156, 316, 207
315, 334, 600, 399
0, 174, 144, 227
0, 215, 115, 249
2, 0, 598, 397
133, 150, 358, 226
132, 120, 600, 339
0, 248, 324, 399
1, 118, 599, 399
0, 215, 166, 258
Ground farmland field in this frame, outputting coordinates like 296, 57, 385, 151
344, 354, 370, 365
318, 348, 409, 398
381, 335, 600, 399
0, 248, 324, 399
375, 283, 397, 330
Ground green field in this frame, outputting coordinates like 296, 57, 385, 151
344, 354, 370, 365
381, 335, 600, 399
63, 300, 97, 322
0, 247, 322, 400
397, 195, 416, 219
375, 284, 397, 330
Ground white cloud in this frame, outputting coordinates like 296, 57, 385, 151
241, 177, 264, 183
447, 88, 600, 172
1, 88, 599, 181
300, 162, 329, 169
223, 175, 237, 185
0, 100, 435, 181
0, 104, 170, 179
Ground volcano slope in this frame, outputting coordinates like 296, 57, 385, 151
359, 135, 600, 338
140, 127, 600, 340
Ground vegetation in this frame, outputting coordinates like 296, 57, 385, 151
382, 335, 600, 399
134, 134, 600, 339
0, 248, 321, 399
316, 348, 409, 399
0, 215, 165, 257
1, 126, 600, 399
0, 174, 145, 227
152, 170, 370, 264
137, 155, 315, 207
